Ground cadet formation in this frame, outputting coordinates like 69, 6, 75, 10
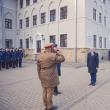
0, 48, 24, 70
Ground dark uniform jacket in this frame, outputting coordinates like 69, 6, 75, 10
5, 51, 10, 62
18, 50, 23, 59
0, 51, 2, 62
2, 51, 6, 62
12, 51, 16, 61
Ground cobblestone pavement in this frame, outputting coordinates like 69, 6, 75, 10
0, 62, 110, 110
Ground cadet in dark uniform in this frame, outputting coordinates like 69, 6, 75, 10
12, 49, 16, 68
5, 48, 10, 69
54, 62, 61, 95
53, 44, 62, 95
9, 49, 13, 68
18, 48, 24, 67
0, 49, 2, 70
15, 48, 19, 67
2, 49, 6, 68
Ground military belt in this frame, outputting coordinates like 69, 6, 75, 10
41, 67, 48, 70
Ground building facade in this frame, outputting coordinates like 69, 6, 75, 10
0, 0, 110, 62
0, 0, 17, 49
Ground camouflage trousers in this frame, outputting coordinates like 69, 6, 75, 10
42, 87, 54, 109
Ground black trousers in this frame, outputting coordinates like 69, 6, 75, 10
15, 59, 18, 67
5, 61, 9, 69
19, 59, 22, 67
12, 61, 16, 68
54, 86, 58, 93
2, 62, 5, 68
9, 60, 12, 68
90, 73, 97, 84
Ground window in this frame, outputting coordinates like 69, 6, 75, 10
5, 39, 13, 48
20, 0, 23, 8
33, 15, 37, 26
104, 16, 106, 26
19, 19, 22, 29
50, 35, 56, 44
26, 17, 29, 27
93, 8, 96, 21
20, 39, 23, 48
5, 18, 12, 29
26, 0, 30, 6
37, 40, 41, 52
41, 12, 46, 24
93, 35, 97, 48
26, 38, 29, 48
60, 6, 67, 20
33, 0, 37, 3
50, 9, 56, 22
99, 12, 102, 23
103, 0, 106, 4
99, 37, 102, 48
104, 38, 106, 48
60, 34, 67, 47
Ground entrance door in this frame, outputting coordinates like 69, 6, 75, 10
5, 39, 13, 48
36, 40, 41, 52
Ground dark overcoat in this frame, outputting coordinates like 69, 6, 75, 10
87, 52, 99, 73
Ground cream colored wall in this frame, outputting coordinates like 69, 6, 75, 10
17, 0, 86, 49
16, 0, 110, 62
0, 0, 17, 48
0, 4, 2, 48
85, 0, 110, 49
74, 0, 86, 48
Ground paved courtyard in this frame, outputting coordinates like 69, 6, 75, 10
0, 61, 110, 110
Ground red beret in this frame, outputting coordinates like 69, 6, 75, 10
44, 43, 54, 48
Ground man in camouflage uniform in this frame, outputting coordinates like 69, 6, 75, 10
37, 43, 65, 110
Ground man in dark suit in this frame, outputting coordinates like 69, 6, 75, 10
87, 48, 99, 86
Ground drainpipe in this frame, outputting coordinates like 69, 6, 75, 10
58, 0, 62, 47
1, 0, 4, 48
75, 0, 78, 63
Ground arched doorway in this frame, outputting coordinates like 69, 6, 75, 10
32, 32, 45, 54
36, 40, 41, 53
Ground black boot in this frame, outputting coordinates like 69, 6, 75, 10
46, 106, 57, 110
